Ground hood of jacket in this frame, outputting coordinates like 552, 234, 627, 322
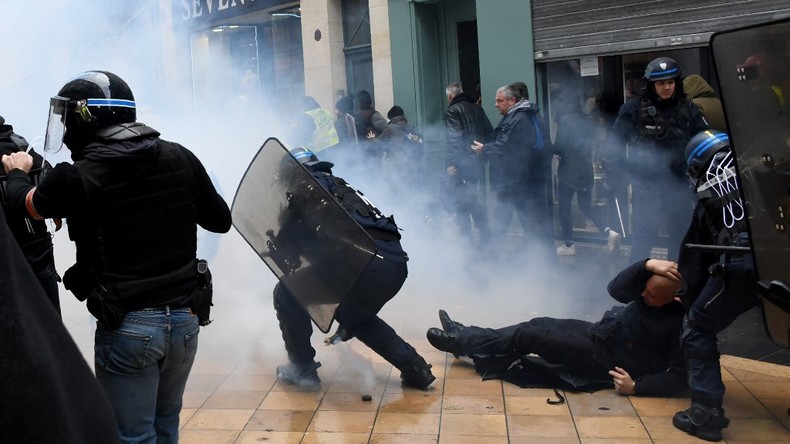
509, 99, 540, 115
683, 74, 716, 100
79, 122, 161, 163
0, 122, 29, 156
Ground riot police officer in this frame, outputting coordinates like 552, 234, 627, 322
674, 130, 758, 442
272, 147, 436, 391
1, 71, 232, 443
606, 57, 709, 261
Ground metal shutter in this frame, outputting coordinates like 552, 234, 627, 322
532, 0, 790, 61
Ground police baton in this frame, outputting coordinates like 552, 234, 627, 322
613, 196, 626, 238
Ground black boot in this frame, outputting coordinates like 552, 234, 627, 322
427, 327, 463, 356
438, 309, 465, 335
673, 402, 730, 442
276, 361, 322, 391
400, 355, 436, 390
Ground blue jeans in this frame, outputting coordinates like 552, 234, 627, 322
95, 307, 200, 444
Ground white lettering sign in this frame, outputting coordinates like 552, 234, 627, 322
179, 0, 254, 21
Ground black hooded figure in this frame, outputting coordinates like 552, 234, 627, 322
0, 115, 61, 313
605, 57, 709, 262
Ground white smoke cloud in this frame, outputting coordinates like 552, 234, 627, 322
1, 0, 628, 378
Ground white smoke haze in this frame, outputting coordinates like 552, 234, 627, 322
2, 1, 627, 381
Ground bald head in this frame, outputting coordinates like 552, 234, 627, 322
642, 274, 682, 307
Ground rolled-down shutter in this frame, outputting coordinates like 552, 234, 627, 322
532, 0, 790, 62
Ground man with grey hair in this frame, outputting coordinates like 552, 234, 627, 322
472, 83, 554, 262
443, 82, 493, 247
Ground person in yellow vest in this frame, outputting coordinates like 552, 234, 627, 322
288, 96, 340, 153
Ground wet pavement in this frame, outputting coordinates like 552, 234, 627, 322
58, 235, 789, 443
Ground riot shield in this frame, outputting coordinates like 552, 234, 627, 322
343, 113, 359, 146
711, 18, 790, 347
232, 138, 377, 332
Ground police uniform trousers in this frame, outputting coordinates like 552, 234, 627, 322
274, 241, 422, 372
682, 256, 758, 406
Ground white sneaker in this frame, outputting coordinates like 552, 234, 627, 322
607, 230, 622, 255
557, 243, 576, 256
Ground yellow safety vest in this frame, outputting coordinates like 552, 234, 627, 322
304, 108, 340, 153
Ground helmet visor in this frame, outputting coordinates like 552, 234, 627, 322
43, 96, 69, 153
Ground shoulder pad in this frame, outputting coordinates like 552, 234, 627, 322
96, 122, 161, 141
9, 133, 29, 151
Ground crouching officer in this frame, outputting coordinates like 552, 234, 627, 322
674, 130, 758, 442
1, 70, 231, 444
267, 147, 435, 391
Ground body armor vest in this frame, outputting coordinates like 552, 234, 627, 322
637, 96, 692, 140
315, 172, 400, 240
67, 140, 198, 298
632, 96, 694, 176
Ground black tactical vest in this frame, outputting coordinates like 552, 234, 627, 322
67, 140, 198, 297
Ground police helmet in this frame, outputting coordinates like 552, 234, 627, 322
290, 147, 334, 172
644, 57, 682, 82
44, 71, 136, 153
685, 130, 730, 182
58, 71, 136, 129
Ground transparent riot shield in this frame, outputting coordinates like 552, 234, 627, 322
343, 113, 359, 146
232, 138, 377, 332
711, 18, 790, 347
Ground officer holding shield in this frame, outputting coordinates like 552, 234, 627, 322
270, 147, 436, 391
674, 130, 758, 442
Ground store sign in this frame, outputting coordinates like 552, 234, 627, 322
175, 0, 282, 26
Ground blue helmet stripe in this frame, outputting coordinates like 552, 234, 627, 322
687, 133, 729, 165
292, 150, 314, 160
86, 98, 136, 108
650, 67, 679, 78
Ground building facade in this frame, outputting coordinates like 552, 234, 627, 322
387, 0, 790, 242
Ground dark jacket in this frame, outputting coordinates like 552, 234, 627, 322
602, 260, 688, 396
0, 204, 120, 444
356, 106, 387, 138
444, 92, 494, 173
607, 89, 708, 186
554, 111, 597, 189
485, 100, 548, 192
4, 123, 231, 316
684, 74, 727, 132
0, 117, 54, 269
473, 260, 687, 397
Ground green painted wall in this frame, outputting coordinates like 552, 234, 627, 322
475, 0, 536, 120
387, 0, 537, 190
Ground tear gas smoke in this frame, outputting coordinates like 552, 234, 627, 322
1, 1, 631, 382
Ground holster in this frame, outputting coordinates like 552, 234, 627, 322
191, 259, 213, 326
86, 285, 126, 331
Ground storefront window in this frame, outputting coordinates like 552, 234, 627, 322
541, 48, 710, 242
190, 25, 261, 111
189, 5, 304, 113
